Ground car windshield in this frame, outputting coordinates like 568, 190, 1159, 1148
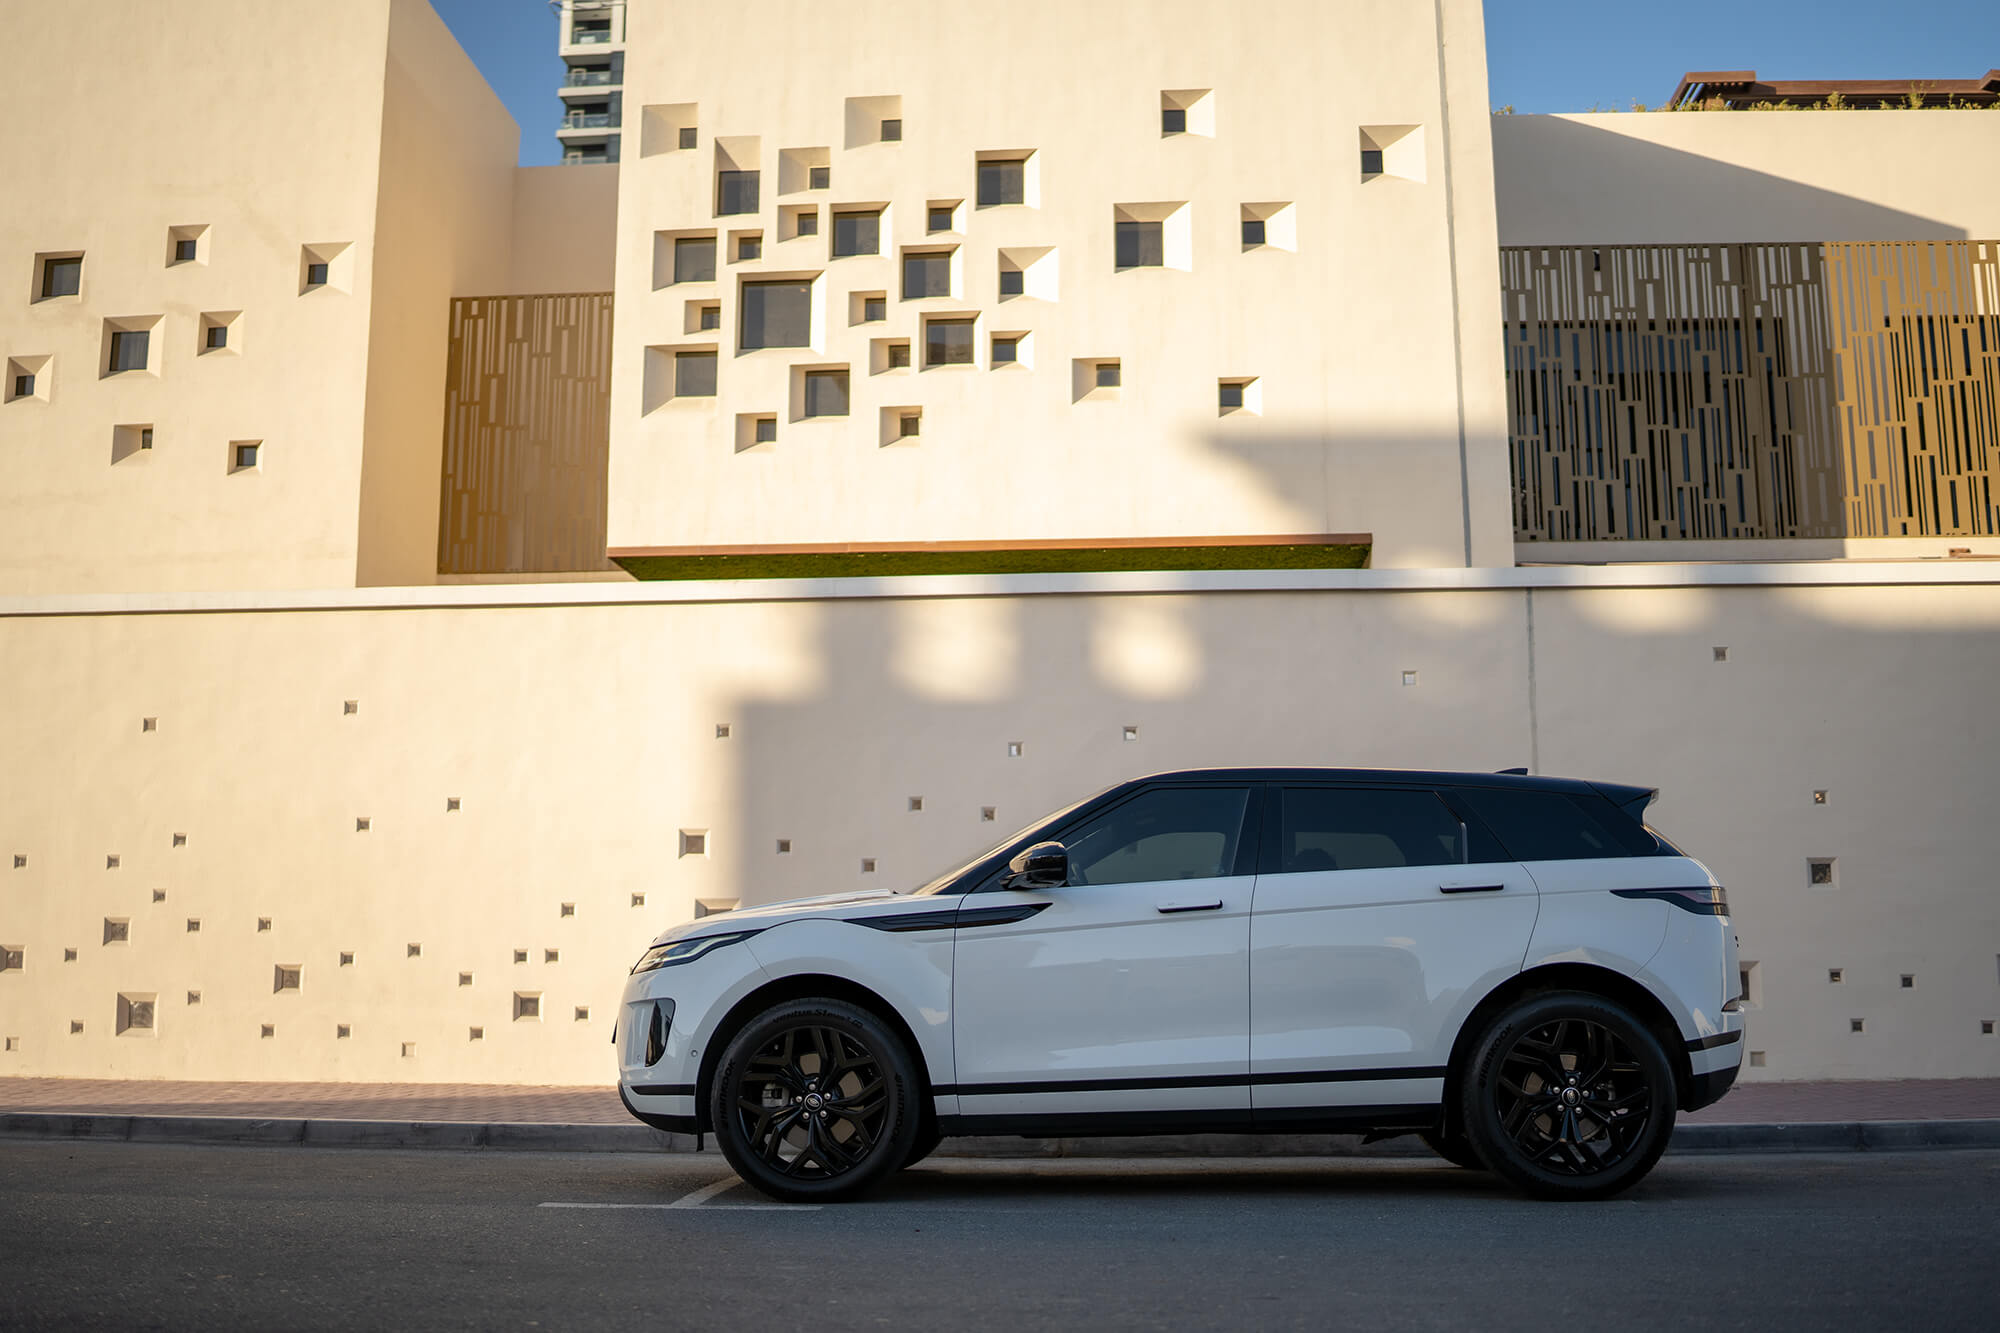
908, 788, 1105, 895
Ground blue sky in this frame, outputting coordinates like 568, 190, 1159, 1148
431, 0, 2000, 167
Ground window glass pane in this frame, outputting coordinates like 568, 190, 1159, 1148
207, 326, 228, 349
903, 252, 951, 299
880, 118, 902, 141
863, 296, 886, 322
886, 342, 910, 368
803, 370, 849, 417
42, 257, 81, 298
926, 320, 974, 366
1063, 787, 1250, 886
741, 280, 811, 350
998, 269, 1024, 297
1453, 787, 1632, 862
796, 212, 818, 236
1219, 382, 1242, 408
928, 207, 953, 232
832, 210, 880, 258
737, 236, 761, 261
698, 305, 720, 330
992, 337, 1017, 364
678, 126, 697, 149
109, 330, 149, 373
1242, 219, 1265, 246
1095, 362, 1120, 388
976, 158, 1025, 207
809, 165, 830, 189
1361, 148, 1384, 176
1115, 220, 1163, 268
1162, 107, 1186, 134
754, 417, 777, 442
306, 263, 329, 286
674, 237, 715, 282
717, 170, 760, 215
675, 351, 717, 396
1279, 788, 1461, 873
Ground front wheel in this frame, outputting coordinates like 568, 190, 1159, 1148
1459, 991, 1677, 1201
708, 999, 922, 1203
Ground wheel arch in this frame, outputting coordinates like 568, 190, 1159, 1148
693, 972, 935, 1133
1441, 963, 1694, 1128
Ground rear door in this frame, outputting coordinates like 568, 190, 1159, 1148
1248, 784, 1539, 1125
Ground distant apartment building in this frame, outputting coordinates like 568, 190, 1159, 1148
555, 0, 625, 165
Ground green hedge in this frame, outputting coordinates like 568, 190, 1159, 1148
615, 542, 1371, 581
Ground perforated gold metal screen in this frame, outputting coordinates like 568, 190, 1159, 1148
437, 293, 616, 574
1503, 242, 2000, 542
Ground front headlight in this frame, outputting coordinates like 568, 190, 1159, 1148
631, 930, 759, 975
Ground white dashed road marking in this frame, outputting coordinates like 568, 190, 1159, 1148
539, 1175, 821, 1212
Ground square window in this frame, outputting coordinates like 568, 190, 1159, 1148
903, 250, 953, 299
1115, 219, 1164, 269
274, 965, 301, 992
675, 350, 717, 397
977, 157, 1026, 207
1809, 858, 1836, 887
718, 170, 760, 216
306, 262, 329, 287
103, 918, 129, 945
13, 374, 33, 398
681, 829, 709, 856
0, 946, 21, 972
777, 839, 793, 853
41, 256, 82, 299
880, 118, 902, 141
863, 296, 887, 322
1162, 106, 1186, 134
926, 317, 976, 367
754, 416, 777, 443
459, 972, 473, 987
886, 342, 911, 369
861, 858, 877, 873
1361, 148, 1384, 176
736, 234, 762, 262
407, 942, 421, 957
1220, 381, 1244, 410
117, 994, 156, 1035
698, 303, 721, 331
679, 126, 698, 149
514, 949, 528, 964
1242, 218, 1266, 246
740, 279, 812, 350
515, 993, 542, 1021
992, 335, 1019, 364
108, 330, 150, 373
796, 211, 819, 237
928, 206, 954, 232
1096, 362, 1122, 388
833, 209, 881, 258
139, 428, 153, 450
896, 413, 921, 440
545, 949, 560, 964
632, 892, 647, 907
205, 325, 228, 350
339, 951, 354, 966
809, 165, 831, 189
675, 236, 717, 283
804, 369, 850, 417
174, 239, 198, 263
998, 269, 1024, 297
233, 442, 260, 471
575, 1007, 590, 1022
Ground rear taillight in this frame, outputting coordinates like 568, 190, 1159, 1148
1611, 886, 1728, 916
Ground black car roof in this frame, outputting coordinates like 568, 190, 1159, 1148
1116, 767, 1633, 798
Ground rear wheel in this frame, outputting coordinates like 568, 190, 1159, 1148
1419, 1127, 1483, 1169
1459, 991, 1676, 1201
900, 1120, 944, 1170
708, 999, 921, 1203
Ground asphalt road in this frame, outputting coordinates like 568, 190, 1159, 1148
3, 1143, 1996, 1331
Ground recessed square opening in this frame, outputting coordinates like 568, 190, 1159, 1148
780, 206, 819, 241
1219, 376, 1262, 416
638, 103, 698, 157
103, 918, 129, 945
735, 412, 778, 452
685, 299, 722, 335
655, 230, 718, 289
870, 338, 912, 375
679, 829, 709, 857
1240, 202, 1297, 252
199, 311, 241, 356
997, 246, 1057, 302
1737, 960, 1761, 1008
880, 405, 922, 446
990, 330, 1033, 370
923, 315, 978, 369
111, 423, 154, 464
714, 138, 761, 216
1113, 203, 1191, 271
927, 199, 962, 233
167, 224, 209, 267
1073, 358, 1123, 402
116, 993, 157, 1036
777, 145, 831, 195
514, 993, 542, 1022
1160, 89, 1214, 137
738, 272, 822, 352
299, 242, 352, 294
850, 290, 889, 326
228, 439, 263, 473
843, 95, 903, 149
974, 150, 1039, 208
33, 252, 83, 302
901, 245, 960, 300
5, 355, 52, 404
274, 965, 301, 993
101, 317, 162, 378
732, 230, 764, 263
1359, 125, 1425, 182
831, 205, 887, 259
794, 365, 850, 420
1808, 858, 1837, 888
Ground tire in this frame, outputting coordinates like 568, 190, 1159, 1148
1458, 991, 1677, 1201
1419, 1127, 1484, 1169
900, 1120, 944, 1170
708, 998, 922, 1203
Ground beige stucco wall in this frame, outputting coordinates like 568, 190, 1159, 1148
606, 0, 1511, 568
1, 568, 1994, 1085
510, 166, 621, 295
1492, 110, 2000, 246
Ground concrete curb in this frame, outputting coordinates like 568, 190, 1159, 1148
5, 1111, 1999, 1156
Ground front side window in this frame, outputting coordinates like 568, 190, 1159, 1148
832, 210, 880, 258
1277, 788, 1462, 874
903, 250, 952, 299
976, 157, 1025, 207
717, 170, 760, 216
741, 280, 811, 350
674, 237, 716, 283
1062, 787, 1250, 887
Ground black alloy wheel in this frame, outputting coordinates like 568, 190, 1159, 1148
1460, 991, 1676, 1200
708, 998, 920, 1202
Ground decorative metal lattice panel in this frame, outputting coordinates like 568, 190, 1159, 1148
1503, 242, 2000, 541
437, 293, 615, 574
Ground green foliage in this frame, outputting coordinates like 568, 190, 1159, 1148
615, 543, 1373, 582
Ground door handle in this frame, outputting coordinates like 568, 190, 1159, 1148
1157, 899, 1223, 914
1438, 882, 1506, 894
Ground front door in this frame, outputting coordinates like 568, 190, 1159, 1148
1249, 784, 1539, 1126
951, 784, 1257, 1128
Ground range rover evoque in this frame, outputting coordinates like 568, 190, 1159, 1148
617, 769, 1743, 1201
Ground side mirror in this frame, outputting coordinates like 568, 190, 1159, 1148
1001, 841, 1068, 891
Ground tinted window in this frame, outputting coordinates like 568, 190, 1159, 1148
832, 210, 880, 258
925, 318, 975, 366
903, 251, 952, 299
976, 158, 1024, 206
1279, 788, 1461, 873
674, 237, 715, 283
1063, 787, 1249, 887
674, 351, 716, 397
741, 280, 811, 349
42, 257, 81, 298
717, 170, 759, 215
1455, 787, 1634, 862
803, 369, 848, 417
1115, 220, 1163, 268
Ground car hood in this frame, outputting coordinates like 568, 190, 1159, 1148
645, 888, 911, 946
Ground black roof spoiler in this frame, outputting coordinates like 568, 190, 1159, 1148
1590, 781, 1659, 821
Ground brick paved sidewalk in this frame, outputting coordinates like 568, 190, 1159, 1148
3, 1076, 1997, 1125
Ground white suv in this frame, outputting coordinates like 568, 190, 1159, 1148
617, 769, 1743, 1201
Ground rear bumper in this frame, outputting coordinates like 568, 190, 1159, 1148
1685, 1060, 1740, 1112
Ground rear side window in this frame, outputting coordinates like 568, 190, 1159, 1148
1063, 787, 1250, 886
1277, 787, 1462, 873
1454, 787, 1647, 862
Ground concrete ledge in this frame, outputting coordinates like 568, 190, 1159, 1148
6, 1112, 1998, 1156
